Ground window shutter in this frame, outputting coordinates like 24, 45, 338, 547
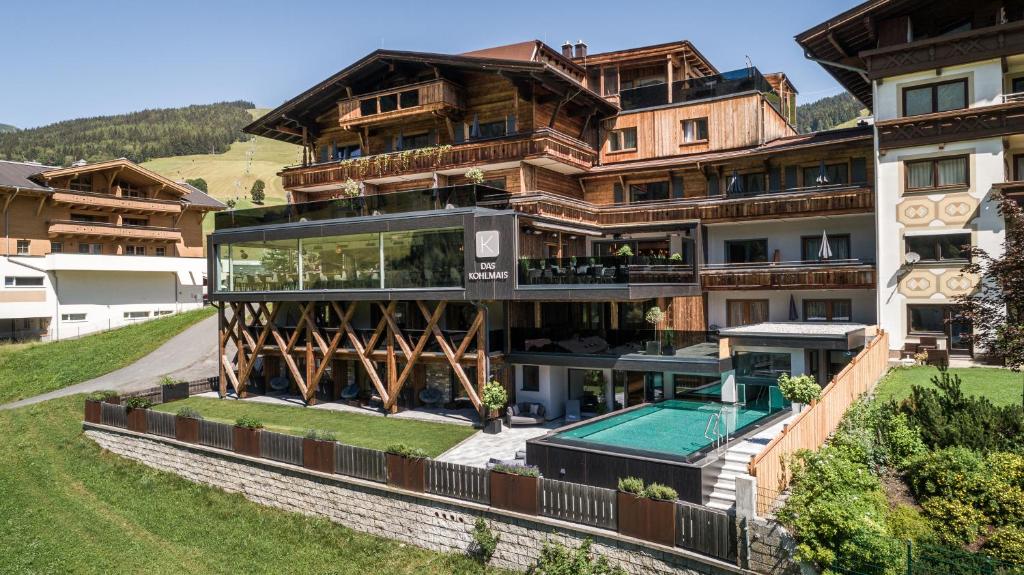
851, 157, 867, 184
707, 174, 720, 196
784, 166, 798, 190
613, 182, 623, 203
769, 167, 781, 192
506, 114, 517, 135
671, 174, 684, 199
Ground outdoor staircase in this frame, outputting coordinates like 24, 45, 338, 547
705, 441, 762, 511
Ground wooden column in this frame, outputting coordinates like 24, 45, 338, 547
217, 303, 227, 398
386, 328, 397, 414
476, 305, 488, 420
305, 304, 315, 405
666, 56, 674, 104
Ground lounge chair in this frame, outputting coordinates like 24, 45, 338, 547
564, 400, 581, 423
418, 386, 443, 406
507, 402, 546, 426
340, 383, 360, 401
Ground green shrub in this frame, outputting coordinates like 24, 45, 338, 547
491, 464, 540, 478
778, 373, 821, 404
123, 396, 153, 410
385, 443, 428, 459
642, 483, 678, 501
175, 407, 202, 420
904, 447, 987, 503
920, 498, 985, 546
86, 390, 118, 401
613, 244, 633, 257
526, 538, 625, 575
304, 429, 336, 441
470, 517, 499, 568
617, 476, 644, 495
234, 416, 263, 430
159, 375, 181, 386
481, 380, 508, 413
875, 410, 926, 469
886, 504, 933, 543
983, 525, 1024, 567
987, 451, 1024, 488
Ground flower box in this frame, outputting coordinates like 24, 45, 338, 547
175, 416, 200, 443
617, 492, 676, 546
489, 470, 539, 515
386, 453, 425, 492
302, 438, 336, 474
233, 426, 261, 458
161, 382, 190, 403
126, 408, 148, 434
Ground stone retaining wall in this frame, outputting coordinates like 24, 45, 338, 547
85, 424, 759, 575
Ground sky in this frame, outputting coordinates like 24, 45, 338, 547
0, 0, 860, 129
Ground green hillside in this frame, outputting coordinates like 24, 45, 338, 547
0, 123, 16, 134
796, 92, 867, 133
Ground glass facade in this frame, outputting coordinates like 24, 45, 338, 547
217, 227, 464, 292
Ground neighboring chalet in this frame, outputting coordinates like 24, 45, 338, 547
0, 158, 224, 341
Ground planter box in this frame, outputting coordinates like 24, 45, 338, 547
617, 492, 676, 546
489, 471, 539, 515
126, 408, 148, 433
302, 438, 336, 474
386, 453, 425, 492
483, 418, 502, 434
233, 427, 261, 458
645, 341, 661, 355
84, 399, 102, 424
105, 396, 121, 405
175, 416, 200, 443
162, 382, 190, 403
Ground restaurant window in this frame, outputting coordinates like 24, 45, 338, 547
725, 239, 768, 263
521, 365, 540, 392
480, 177, 507, 190
905, 156, 968, 190
16, 240, 29, 255
726, 300, 768, 327
608, 127, 637, 152
296, 233, 380, 291
681, 118, 708, 143
382, 227, 464, 289
628, 181, 669, 203
905, 233, 971, 262
804, 300, 852, 322
801, 234, 851, 261
69, 177, 92, 192
903, 79, 967, 116
802, 163, 848, 186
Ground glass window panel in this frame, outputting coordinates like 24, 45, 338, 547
910, 305, 946, 333
906, 161, 934, 189
832, 300, 852, 321
906, 235, 938, 261
805, 300, 828, 321
937, 233, 970, 260
622, 128, 637, 149
629, 181, 669, 202
904, 86, 934, 116
936, 82, 966, 112
521, 365, 540, 392
383, 227, 464, 288
736, 352, 792, 384
398, 90, 419, 108
725, 240, 767, 263
602, 68, 618, 96
936, 157, 967, 186
301, 233, 381, 289
221, 239, 301, 292
379, 93, 398, 113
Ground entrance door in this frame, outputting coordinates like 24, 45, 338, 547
644, 372, 664, 402
949, 318, 972, 356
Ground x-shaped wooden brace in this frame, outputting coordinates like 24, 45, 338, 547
268, 301, 314, 400
219, 302, 244, 395
236, 302, 280, 395
381, 301, 447, 411
415, 300, 485, 412
336, 302, 391, 406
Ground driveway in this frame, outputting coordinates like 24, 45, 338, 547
0, 314, 219, 410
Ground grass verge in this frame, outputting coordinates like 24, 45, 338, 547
0, 396, 492, 574
874, 366, 1023, 407
154, 397, 476, 457
0, 307, 215, 404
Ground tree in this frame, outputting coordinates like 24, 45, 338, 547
225, 198, 237, 209
185, 178, 208, 193
249, 179, 266, 204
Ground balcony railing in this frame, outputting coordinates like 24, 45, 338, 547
619, 67, 777, 112
517, 256, 697, 286
700, 259, 876, 290
214, 184, 508, 231
51, 190, 181, 214
510, 327, 716, 357
338, 79, 464, 128
47, 220, 182, 242
281, 129, 596, 189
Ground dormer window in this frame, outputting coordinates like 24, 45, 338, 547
69, 177, 92, 192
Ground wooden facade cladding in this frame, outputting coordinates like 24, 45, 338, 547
700, 263, 877, 290
510, 185, 873, 227
50, 190, 182, 215
863, 20, 1024, 81
876, 101, 1024, 151
337, 80, 464, 129
282, 129, 596, 189
47, 220, 182, 242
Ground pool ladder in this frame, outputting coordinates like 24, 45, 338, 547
704, 409, 727, 453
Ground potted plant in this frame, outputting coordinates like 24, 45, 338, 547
302, 429, 337, 474
777, 373, 821, 413
614, 244, 634, 258
84, 390, 119, 423
616, 477, 678, 546
669, 252, 683, 262
341, 177, 361, 198
662, 330, 675, 356
160, 375, 190, 403
481, 379, 508, 435
123, 396, 152, 433
645, 306, 665, 355
233, 416, 263, 457
385, 443, 428, 492
174, 407, 203, 443
465, 167, 486, 184
489, 464, 540, 515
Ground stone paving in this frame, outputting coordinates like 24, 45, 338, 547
437, 419, 562, 467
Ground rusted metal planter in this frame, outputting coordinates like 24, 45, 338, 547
84, 399, 102, 424
386, 454, 425, 492
126, 408, 149, 433
233, 427, 261, 458
302, 438, 336, 474
175, 416, 200, 443
617, 492, 676, 546
489, 471, 539, 515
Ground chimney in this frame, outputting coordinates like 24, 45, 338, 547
561, 41, 574, 58
574, 40, 587, 59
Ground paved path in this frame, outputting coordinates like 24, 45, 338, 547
437, 420, 561, 467
0, 314, 219, 411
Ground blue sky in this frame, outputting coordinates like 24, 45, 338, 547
1, 0, 859, 128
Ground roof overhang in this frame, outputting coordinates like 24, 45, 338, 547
34, 159, 193, 198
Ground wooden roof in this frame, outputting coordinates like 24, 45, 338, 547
573, 40, 718, 77
34, 159, 195, 198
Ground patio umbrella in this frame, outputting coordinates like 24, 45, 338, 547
470, 114, 481, 139
727, 170, 741, 194
815, 160, 829, 185
818, 230, 833, 260
396, 130, 404, 151
789, 294, 799, 321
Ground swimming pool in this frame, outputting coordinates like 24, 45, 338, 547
552, 399, 773, 459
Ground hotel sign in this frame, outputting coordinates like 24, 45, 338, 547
468, 230, 509, 281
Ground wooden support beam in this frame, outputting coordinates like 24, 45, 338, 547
384, 301, 447, 410
333, 301, 390, 405
217, 303, 227, 398
1, 189, 19, 214
305, 306, 316, 405
419, 301, 482, 412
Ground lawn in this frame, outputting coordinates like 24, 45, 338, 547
0, 307, 215, 404
154, 397, 476, 457
874, 365, 1023, 407
0, 396, 492, 574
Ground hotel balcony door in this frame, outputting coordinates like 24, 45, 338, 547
612, 370, 650, 409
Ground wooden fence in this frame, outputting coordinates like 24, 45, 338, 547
146, 410, 177, 438
426, 460, 490, 504
540, 478, 617, 530
748, 330, 890, 515
260, 431, 303, 466
100, 403, 127, 428
335, 443, 386, 483
199, 420, 234, 451
677, 501, 737, 562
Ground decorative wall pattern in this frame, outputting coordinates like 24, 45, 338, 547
898, 268, 977, 298
896, 193, 978, 227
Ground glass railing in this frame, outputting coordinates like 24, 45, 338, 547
213, 184, 509, 231
517, 256, 697, 286
510, 327, 717, 356
619, 67, 776, 112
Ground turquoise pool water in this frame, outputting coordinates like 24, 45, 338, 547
554, 399, 772, 459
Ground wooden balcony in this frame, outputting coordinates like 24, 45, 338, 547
48, 220, 182, 242
51, 190, 181, 215
511, 185, 874, 227
876, 101, 1024, 151
700, 261, 876, 290
338, 79, 464, 129
281, 129, 596, 190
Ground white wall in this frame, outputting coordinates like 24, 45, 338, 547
706, 289, 877, 329
704, 215, 875, 264
874, 59, 1004, 122
512, 364, 568, 420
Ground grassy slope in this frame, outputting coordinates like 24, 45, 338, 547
834, 109, 871, 129
154, 397, 475, 457
0, 396, 491, 574
874, 365, 1023, 407
0, 307, 214, 404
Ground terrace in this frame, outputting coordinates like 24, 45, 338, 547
618, 67, 781, 112
700, 259, 876, 290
